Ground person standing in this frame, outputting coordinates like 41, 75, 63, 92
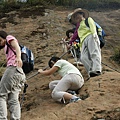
0, 31, 26, 120
38, 56, 84, 103
71, 8, 102, 77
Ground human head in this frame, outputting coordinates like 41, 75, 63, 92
0, 31, 8, 49
48, 56, 60, 68
66, 29, 75, 38
71, 8, 89, 25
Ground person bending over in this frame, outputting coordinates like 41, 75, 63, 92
38, 57, 84, 103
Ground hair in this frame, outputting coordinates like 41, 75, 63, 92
0, 31, 8, 39
0, 45, 5, 49
71, 11, 85, 25
78, 12, 84, 15
69, 19, 72, 23
74, 12, 85, 18
66, 29, 75, 38
48, 56, 60, 68
0, 31, 8, 49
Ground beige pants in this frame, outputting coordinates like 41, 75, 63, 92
81, 34, 102, 74
0, 66, 26, 120
49, 73, 84, 102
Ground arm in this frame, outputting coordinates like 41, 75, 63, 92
69, 30, 78, 45
38, 66, 59, 76
88, 17, 99, 40
64, 37, 69, 41
88, 17, 97, 35
69, 23, 80, 45
10, 39, 22, 67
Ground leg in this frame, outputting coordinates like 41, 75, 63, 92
51, 74, 84, 102
0, 95, 7, 120
81, 34, 102, 75
49, 80, 60, 90
8, 67, 25, 120
0, 67, 25, 120
76, 50, 83, 66
81, 37, 92, 73
0, 67, 13, 120
8, 92, 20, 120
87, 35, 102, 72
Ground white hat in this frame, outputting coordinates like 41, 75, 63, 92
67, 12, 73, 22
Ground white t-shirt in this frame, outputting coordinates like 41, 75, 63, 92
54, 59, 82, 77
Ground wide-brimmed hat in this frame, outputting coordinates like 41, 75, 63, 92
67, 12, 73, 22
71, 8, 89, 22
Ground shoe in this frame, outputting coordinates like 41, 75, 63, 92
67, 90, 77, 95
69, 97, 81, 103
89, 71, 101, 77
73, 61, 77, 64
77, 61, 83, 66
61, 97, 66, 104
73, 61, 83, 66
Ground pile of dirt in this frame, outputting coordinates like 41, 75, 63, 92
0, 6, 120, 120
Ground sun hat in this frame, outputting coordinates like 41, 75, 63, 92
71, 8, 89, 23
67, 12, 73, 22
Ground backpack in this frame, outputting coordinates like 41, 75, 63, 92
85, 18, 106, 48
6, 42, 34, 74
20, 45, 34, 74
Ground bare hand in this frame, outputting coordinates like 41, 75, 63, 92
38, 69, 43, 73
16, 57, 23, 67
67, 44, 71, 50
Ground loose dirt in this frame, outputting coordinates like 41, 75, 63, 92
0, 6, 120, 120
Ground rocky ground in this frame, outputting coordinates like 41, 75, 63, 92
0, 6, 120, 120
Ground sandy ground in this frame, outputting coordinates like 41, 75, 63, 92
0, 6, 120, 120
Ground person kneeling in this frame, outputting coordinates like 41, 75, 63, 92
38, 57, 84, 103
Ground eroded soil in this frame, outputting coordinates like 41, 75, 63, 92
0, 6, 120, 120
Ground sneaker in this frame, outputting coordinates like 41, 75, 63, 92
89, 71, 101, 77
73, 61, 83, 66
61, 97, 66, 104
67, 90, 77, 95
77, 61, 83, 66
69, 97, 81, 103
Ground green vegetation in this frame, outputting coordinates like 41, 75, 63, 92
0, 0, 120, 12
111, 47, 120, 64
55, 0, 120, 9
0, 0, 48, 12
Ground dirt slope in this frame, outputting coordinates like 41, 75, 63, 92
0, 7, 120, 120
